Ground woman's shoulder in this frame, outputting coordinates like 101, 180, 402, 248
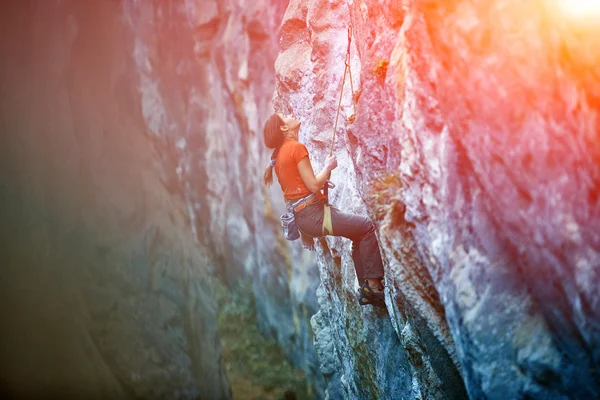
277, 139, 308, 164
282, 138, 307, 151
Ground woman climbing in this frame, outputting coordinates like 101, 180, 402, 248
262, 113, 386, 308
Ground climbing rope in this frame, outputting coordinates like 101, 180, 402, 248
329, 25, 356, 157
324, 24, 356, 206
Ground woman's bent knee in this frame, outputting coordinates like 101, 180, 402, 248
349, 218, 374, 242
361, 218, 375, 236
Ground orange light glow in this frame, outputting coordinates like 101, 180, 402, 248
556, 0, 600, 18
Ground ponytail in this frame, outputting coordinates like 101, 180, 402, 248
263, 113, 285, 186
263, 155, 277, 186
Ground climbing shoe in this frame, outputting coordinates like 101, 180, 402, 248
357, 280, 386, 309
357, 292, 386, 309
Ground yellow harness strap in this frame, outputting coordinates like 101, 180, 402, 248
322, 204, 334, 235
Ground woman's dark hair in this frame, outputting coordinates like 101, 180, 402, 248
263, 113, 285, 186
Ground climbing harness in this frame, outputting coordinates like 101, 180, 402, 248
280, 191, 333, 245
281, 194, 316, 241
288, 193, 318, 213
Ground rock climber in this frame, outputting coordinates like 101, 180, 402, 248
262, 112, 386, 308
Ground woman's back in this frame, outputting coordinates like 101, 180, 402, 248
274, 137, 312, 201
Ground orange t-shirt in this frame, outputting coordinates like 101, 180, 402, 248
274, 138, 312, 201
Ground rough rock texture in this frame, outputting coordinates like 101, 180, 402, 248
3, 0, 600, 399
0, 1, 229, 398
274, 0, 600, 399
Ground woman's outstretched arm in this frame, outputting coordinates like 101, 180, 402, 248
298, 155, 337, 193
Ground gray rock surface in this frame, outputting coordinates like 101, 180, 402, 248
273, 0, 600, 399
3, 0, 599, 399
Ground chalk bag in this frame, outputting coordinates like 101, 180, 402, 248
280, 213, 300, 241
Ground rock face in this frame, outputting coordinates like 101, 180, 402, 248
273, 0, 600, 399
3, 0, 599, 399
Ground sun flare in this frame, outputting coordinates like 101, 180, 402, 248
556, 0, 600, 18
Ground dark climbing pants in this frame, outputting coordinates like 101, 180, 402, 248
294, 200, 384, 281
